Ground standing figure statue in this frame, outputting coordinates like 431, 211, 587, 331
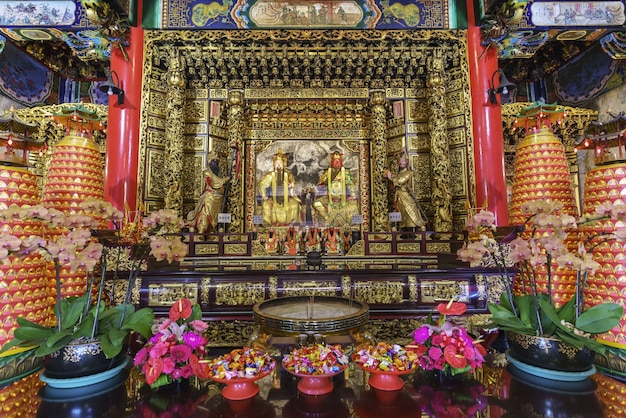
313, 150, 358, 225
187, 151, 230, 234
257, 148, 302, 226
386, 154, 427, 232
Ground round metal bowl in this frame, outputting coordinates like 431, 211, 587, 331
253, 296, 368, 336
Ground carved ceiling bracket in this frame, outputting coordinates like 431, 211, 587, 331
144, 30, 467, 91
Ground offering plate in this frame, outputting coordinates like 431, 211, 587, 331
253, 296, 368, 336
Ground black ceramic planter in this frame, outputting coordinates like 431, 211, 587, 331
43, 338, 127, 379
506, 332, 595, 372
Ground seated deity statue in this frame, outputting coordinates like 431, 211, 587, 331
257, 149, 302, 226
312, 151, 358, 226
187, 151, 229, 234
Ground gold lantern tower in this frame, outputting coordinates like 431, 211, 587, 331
509, 102, 578, 306
580, 113, 626, 375
0, 108, 53, 381
41, 105, 106, 298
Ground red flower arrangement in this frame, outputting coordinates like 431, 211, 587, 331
408, 301, 486, 375
134, 298, 209, 389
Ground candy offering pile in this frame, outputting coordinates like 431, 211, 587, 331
209, 347, 275, 380
352, 342, 419, 372
282, 344, 349, 375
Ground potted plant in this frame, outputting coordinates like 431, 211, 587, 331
0, 200, 188, 378
457, 200, 625, 371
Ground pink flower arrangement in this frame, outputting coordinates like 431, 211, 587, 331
134, 298, 209, 389
408, 301, 486, 375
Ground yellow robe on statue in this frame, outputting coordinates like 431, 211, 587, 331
389, 168, 425, 228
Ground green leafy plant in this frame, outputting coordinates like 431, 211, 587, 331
0, 201, 187, 359
458, 200, 625, 353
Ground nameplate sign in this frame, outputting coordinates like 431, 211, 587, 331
352, 214, 364, 224
218, 213, 232, 223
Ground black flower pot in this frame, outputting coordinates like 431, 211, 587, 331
506, 332, 595, 372
43, 338, 127, 379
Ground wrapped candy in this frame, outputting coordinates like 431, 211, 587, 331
352, 342, 419, 372
209, 347, 275, 380
282, 344, 349, 375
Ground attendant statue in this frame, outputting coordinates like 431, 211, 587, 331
322, 226, 339, 254
385, 154, 426, 232
264, 227, 281, 254
187, 151, 230, 234
313, 151, 358, 225
257, 149, 302, 226
284, 225, 299, 255
304, 226, 320, 253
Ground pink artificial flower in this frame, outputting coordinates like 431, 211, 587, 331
413, 326, 430, 344
149, 341, 169, 358
190, 320, 208, 332
170, 345, 192, 363
162, 357, 176, 374
428, 346, 442, 360
134, 347, 149, 366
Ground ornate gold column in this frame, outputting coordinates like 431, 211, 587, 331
427, 51, 452, 232
164, 49, 186, 213
226, 90, 244, 232
370, 90, 389, 232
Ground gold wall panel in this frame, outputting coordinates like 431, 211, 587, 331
405, 88, 427, 99
426, 242, 451, 253
184, 100, 209, 122
145, 149, 167, 199
445, 91, 464, 115
449, 147, 468, 198
446, 114, 466, 129
448, 128, 466, 146
408, 134, 430, 151
386, 88, 405, 99
407, 100, 428, 122
412, 153, 432, 199
353, 281, 403, 304
196, 243, 219, 255
187, 89, 209, 99
407, 123, 429, 134
421, 280, 469, 303
147, 90, 167, 117
187, 135, 208, 152
282, 281, 338, 297
244, 88, 370, 99
369, 243, 392, 254
183, 123, 208, 135
215, 282, 266, 305
209, 89, 228, 99
397, 243, 421, 253
147, 129, 166, 148
146, 115, 166, 130
224, 243, 248, 255
147, 283, 199, 306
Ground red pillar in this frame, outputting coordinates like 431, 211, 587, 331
104, 2, 144, 213
467, 4, 509, 225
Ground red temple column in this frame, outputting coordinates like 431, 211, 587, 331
467, 3, 509, 225
104, 2, 144, 214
